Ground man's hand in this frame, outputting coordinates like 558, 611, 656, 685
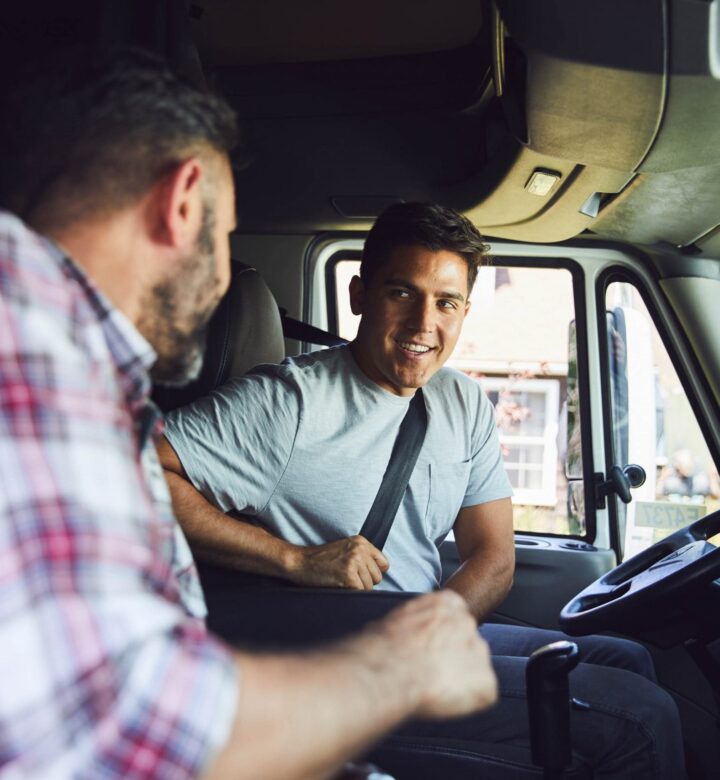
288, 535, 389, 589
366, 590, 497, 719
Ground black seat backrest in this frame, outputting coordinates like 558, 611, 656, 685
153, 260, 285, 413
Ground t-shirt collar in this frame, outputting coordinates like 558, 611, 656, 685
341, 343, 414, 406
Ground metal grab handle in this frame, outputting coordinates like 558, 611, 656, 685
526, 640, 581, 779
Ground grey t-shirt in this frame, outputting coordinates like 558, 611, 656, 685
165, 345, 512, 592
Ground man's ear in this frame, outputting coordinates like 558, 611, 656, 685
349, 275, 365, 315
150, 157, 205, 249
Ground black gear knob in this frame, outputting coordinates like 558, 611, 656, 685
526, 640, 580, 777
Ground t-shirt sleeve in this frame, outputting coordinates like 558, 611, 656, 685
164, 368, 301, 515
462, 386, 514, 508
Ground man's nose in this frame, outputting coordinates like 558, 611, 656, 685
407, 298, 435, 332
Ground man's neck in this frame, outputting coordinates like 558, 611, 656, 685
348, 340, 417, 398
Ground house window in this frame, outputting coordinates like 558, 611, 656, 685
480, 377, 560, 506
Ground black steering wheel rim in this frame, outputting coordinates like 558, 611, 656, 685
559, 508, 720, 645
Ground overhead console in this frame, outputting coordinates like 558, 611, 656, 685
452, 0, 667, 242
187, 0, 720, 249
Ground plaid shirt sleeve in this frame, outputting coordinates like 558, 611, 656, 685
0, 214, 238, 778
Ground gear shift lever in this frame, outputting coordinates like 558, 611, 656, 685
526, 640, 580, 780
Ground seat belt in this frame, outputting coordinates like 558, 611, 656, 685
279, 308, 348, 348
359, 389, 428, 550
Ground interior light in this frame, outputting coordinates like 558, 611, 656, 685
525, 169, 561, 197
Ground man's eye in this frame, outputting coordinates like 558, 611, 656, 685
438, 299, 457, 310
390, 289, 410, 299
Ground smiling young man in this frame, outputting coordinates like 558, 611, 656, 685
160, 203, 515, 611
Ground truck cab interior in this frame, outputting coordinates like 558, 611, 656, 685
3, 0, 720, 777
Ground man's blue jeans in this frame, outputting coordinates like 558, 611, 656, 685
372, 624, 686, 779
480, 623, 658, 680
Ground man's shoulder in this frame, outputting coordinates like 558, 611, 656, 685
218, 347, 344, 409
1, 211, 53, 279
0, 210, 31, 237
0, 212, 110, 370
283, 345, 347, 371
424, 367, 491, 425
1, 211, 76, 308
249, 345, 347, 385
0, 213, 125, 425
427, 366, 483, 397
0, 210, 26, 236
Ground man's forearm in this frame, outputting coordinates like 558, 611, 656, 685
164, 470, 300, 577
209, 644, 414, 780
443, 551, 514, 623
444, 499, 515, 623
164, 469, 390, 590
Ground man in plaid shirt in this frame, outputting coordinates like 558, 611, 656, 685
0, 49, 497, 779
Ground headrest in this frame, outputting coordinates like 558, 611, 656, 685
153, 261, 285, 413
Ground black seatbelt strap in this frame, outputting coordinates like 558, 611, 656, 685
279, 308, 348, 348
359, 389, 428, 550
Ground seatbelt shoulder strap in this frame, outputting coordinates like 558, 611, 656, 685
359, 388, 428, 550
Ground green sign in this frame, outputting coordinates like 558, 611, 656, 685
634, 501, 706, 530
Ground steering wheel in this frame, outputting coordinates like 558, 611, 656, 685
559, 507, 720, 646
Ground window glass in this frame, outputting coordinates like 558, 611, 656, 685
605, 281, 719, 560
335, 259, 361, 338
334, 260, 582, 535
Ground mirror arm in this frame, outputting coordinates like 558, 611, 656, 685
595, 464, 647, 509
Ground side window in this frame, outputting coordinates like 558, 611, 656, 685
604, 281, 719, 560
333, 259, 584, 537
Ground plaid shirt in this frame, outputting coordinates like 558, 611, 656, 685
0, 212, 237, 778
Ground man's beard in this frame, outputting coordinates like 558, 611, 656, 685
143, 205, 222, 387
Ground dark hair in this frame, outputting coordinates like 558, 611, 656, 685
361, 202, 490, 292
0, 47, 237, 230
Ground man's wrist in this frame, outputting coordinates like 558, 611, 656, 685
338, 621, 424, 720
280, 542, 306, 580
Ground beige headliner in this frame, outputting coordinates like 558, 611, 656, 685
191, 0, 484, 65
